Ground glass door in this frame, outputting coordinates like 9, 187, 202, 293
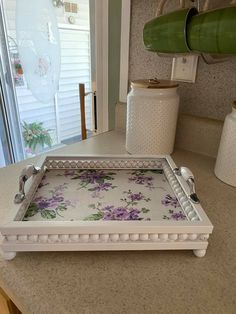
0, 0, 94, 163
0, 0, 25, 166
0, 86, 13, 167
56, 26, 93, 144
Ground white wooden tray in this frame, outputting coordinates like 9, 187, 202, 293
0, 155, 213, 260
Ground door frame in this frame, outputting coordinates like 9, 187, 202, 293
119, 0, 131, 104
95, 0, 109, 133
95, 0, 131, 133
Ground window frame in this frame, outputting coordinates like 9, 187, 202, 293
119, 0, 131, 104
95, 0, 130, 133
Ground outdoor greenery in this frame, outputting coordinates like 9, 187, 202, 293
22, 121, 52, 152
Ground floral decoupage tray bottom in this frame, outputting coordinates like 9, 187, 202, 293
23, 168, 187, 222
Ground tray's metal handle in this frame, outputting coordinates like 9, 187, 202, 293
174, 166, 200, 204
14, 165, 41, 204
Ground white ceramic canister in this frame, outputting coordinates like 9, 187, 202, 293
126, 79, 179, 155
215, 102, 236, 187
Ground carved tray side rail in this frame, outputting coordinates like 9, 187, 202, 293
0, 155, 213, 260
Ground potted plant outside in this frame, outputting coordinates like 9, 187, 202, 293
22, 121, 52, 156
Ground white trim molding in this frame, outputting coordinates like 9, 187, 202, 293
95, 0, 109, 133
119, 0, 131, 103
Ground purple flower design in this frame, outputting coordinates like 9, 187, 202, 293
99, 205, 141, 221
129, 170, 155, 189
53, 196, 64, 202
122, 190, 150, 206
92, 182, 113, 192
53, 184, 68, 194
161, 194, 180, 208
76, 170, 110, 185
171, 212, 186, 221
128, 192, 145, 202
70, 169, 117, 198
129, 175, 153, 186
114, 208, 130, 220
102, 211, 113, 220
103, 205, 114, 212
90, 182, 115, 199
128, 170, 166, 191
161, 194, 186, 221
64, 170, 76, 177
163, 210, 187, 221
84, 190, 151, 221
129, 208, 141, 220
25, 183, 75, 220
35, 195, 68, 210
35, 198, 51, 210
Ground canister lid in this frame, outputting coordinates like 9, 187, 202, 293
131, 79, 179, 89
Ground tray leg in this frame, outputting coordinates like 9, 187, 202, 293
193, 249, 206, 258
1, 251, 16, 261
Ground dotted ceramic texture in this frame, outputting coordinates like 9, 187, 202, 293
126, 89, 179, 154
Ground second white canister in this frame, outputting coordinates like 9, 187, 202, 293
126, 79, 179, 155
215, 102, 236, 187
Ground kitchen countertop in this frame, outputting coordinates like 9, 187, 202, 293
0, 131, 235, 314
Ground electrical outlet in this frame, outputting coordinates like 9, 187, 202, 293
171, 55, 199, 83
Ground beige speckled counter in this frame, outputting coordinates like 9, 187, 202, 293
0, 131, 235, 314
